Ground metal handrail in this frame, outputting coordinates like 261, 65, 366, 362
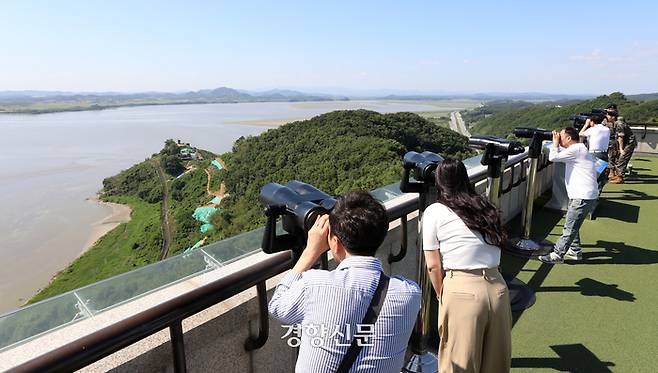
9, 252, 293, 373
7, 148, 550, 373
388, 215, 408, 263
500, 162, 517, 194
628, 122, 658, 140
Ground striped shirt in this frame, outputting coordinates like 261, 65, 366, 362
268, 256, 421, 373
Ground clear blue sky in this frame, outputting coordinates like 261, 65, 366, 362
1, 0, 657, 95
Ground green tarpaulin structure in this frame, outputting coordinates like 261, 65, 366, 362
211, 160, 223, 171
192, 206, 217, 224
183, 239, 205, 253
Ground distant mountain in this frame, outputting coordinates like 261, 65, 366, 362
628, 93, 658, 101
254, 89, 320, 97
0, 87, 348, 114
0, 90, 77, 98
193, 87, 252, 99
0, 88, 596, 104
381, 92, 592, 102
0, 87, 339, 102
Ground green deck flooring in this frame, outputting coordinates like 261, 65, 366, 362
503, 156, 658, 372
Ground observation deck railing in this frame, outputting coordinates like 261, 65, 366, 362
0, 149, 555, 373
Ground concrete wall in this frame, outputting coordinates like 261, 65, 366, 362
632, 126, 658, 154
0, 159, 554, 373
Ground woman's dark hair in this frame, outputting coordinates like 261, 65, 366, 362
329, 190, 389, 256
434, 159, 507, 247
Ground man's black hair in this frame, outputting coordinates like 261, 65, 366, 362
563, 127, 580, 140
329, 190, 388, 256
606, 103, 618, 110
589, 115, 604, 124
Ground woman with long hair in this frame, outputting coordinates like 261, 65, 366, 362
422, 158, 511, 373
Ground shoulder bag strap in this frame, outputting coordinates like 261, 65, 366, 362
335, 271, 390, 373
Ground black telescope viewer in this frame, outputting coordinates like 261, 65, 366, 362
468, 135, 536, 312
469, 135, 525, 157
569, 108, 607, 128
400, 150, 444, 372
469, 135, 524, 204
469, 135, 524, 175
259, 180, 336, 256
513, 127, 552, 140
513, 127, 552, 159
400, 151, 445, 193
510, 126, 554, 257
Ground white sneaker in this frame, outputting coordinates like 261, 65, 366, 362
539, 251, 564, 264
564, 248, 583, 261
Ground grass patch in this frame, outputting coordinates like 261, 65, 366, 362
417, 111, 451, 128
505, 156, 658, 372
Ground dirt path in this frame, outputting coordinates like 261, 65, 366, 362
206, 158, 227, 199
151, 160, 173, 260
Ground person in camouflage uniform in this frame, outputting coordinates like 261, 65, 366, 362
604, 105, 636, 183
603, 105, 619, 181
612, 116, 636, 183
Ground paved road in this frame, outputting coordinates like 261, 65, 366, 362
450, 111, 471, 137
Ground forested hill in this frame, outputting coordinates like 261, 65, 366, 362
209, 110, 473, 237
470, 92, 658, 139
30, 110, 471, 301
31, 141, 217, 302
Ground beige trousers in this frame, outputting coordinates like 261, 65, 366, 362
438, 268, 512, 373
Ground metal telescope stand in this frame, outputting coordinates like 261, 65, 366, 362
402, 191, 438, 373
480, 145, 535, 312
398, 157, 439, 373
509, 134, 553, 258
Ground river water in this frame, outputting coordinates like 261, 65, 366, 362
0, 100, 455, 313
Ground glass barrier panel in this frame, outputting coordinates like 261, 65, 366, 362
204, 227, 265, 264
462, 154, 484, 169
370, 182, 403, 203
0, 293, 83, 351
75, 248, 212, 313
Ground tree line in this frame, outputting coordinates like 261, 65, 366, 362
470, 92, 658, 140
208, 109, 473, 238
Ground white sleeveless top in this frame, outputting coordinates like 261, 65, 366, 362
421, 202, 501, 270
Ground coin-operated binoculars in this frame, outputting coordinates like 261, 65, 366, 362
400, 151, 443, 373
468, 135, 535, 311
260, 181, 336, 265
510, 127, 553, 256
400, 151, 444, 193
468, 135, 525, 207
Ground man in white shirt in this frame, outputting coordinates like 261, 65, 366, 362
539, 127, 599, 264
579, 115, 610, 160
268, 191, 421, 373
579, 115, 610, 192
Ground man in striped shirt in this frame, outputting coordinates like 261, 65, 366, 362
269, 191, 421, 372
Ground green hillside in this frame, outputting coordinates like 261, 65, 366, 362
209, 110, 473, 238
470, 92, 658, 140
30, 110, 472, 301
31, 141, 216, 302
